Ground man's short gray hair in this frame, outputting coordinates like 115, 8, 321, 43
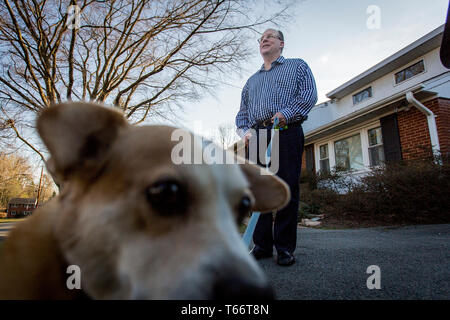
277, 30, 284, 42
277, 30, 284, 53
265, 28, 284, 42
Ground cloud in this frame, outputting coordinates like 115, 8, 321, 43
318, 54, 330, 64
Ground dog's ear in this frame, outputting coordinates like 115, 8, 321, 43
37, 102, 128, 181
239, 162, 291, 212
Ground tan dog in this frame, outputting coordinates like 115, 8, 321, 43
0, 102, 290, 299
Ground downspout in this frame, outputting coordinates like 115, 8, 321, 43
405, 92, 440, 157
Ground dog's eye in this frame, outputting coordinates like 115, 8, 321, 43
146, 179, 186, 215
237, 195, 253, 217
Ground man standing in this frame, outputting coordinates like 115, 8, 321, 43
236, 29, 317, 266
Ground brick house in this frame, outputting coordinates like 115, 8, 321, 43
302, 25, 449, 176
7, 198, 37, 218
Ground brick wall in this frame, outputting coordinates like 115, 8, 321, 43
7, 203, 36, 218
301, 149, 307, 171
434, 98, 450, 156
397, 97, 450, 160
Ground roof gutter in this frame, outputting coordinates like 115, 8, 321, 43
405, 91, 440, 156
305, 84, 424, 142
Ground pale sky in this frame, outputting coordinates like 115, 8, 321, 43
13, 0, 450, 176
174, 0, 449, 140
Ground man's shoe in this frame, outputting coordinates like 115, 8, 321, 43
277, 251, 295, 266
250, 246, 273, 260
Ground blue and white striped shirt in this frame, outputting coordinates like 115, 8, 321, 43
235, 56, 318, 137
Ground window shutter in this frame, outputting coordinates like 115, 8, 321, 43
380, 113, 402, 162
305, 144, 315, 172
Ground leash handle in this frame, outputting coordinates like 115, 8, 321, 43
272, 116, 288, 130
273, 116, 279, 128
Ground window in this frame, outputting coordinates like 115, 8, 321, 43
334, 134, 364, 171
319, 144, 330, 173
395, 60, 425, 84
368, 127, 385, 166
11, 211, 16, 216
353, 87, 372, 105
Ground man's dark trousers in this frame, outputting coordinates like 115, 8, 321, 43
252, 124, 304, 254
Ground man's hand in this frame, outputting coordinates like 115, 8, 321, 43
271, 112, 287, 127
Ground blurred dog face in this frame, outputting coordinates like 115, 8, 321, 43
36, 102, 290, 299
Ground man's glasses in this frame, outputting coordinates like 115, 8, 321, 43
257, 34, 281, 44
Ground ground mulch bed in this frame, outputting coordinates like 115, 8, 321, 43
317, 211, 450, 229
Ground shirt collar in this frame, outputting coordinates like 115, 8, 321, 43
259, 56, 285, 72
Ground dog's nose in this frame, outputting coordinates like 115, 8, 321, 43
212, 276, 275, 300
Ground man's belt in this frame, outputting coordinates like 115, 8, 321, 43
254, 116, 307, 129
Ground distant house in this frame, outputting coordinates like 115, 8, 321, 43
302, 25, 449, 177
7, 198, 37, 218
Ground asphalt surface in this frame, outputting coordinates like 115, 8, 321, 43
257, 224, 450, 299
0, 222, 17, 240
1, 221, 449, 299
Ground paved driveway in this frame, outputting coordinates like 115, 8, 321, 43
1, 221, 448, 299
257, 224, 450, 299
0, 222, 19, 241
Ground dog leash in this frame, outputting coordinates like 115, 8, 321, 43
242, 117, 286, 249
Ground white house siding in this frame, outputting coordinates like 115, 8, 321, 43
304, 48, 449, 138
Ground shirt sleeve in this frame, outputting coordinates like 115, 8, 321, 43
279, 60, 318, 124
235, 81, 251, 138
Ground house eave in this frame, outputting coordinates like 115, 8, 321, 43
326, 25, 444, 100
305, 84, 431, 144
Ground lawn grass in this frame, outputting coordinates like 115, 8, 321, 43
0, 218, 27, 224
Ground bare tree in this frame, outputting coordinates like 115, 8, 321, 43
214, 123, 239, 149
0, 0, 293, 160
0, 152, 56, 208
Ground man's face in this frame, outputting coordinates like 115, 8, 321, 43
259, 29, 284, 57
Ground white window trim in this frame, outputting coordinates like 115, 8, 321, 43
314, 121, 381, 174
318, 143, 331, 173
392, 58, 427, 87
352, 86, 374, 106
367, 127, 384, 167
360, 129, 370, 168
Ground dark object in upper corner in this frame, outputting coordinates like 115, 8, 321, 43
440, 2, 450, 68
